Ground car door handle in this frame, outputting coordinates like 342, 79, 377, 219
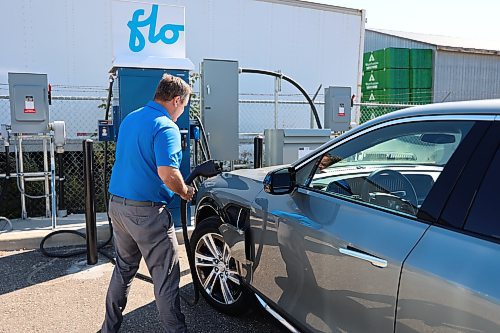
339, 247, 388, 268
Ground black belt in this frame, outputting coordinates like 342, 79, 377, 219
110, 194, 163, 207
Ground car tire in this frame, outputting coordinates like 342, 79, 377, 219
190, 216, 251, 315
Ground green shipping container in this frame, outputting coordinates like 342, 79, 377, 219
410, 69, 433, 88
363, 49, 385, 71
410, 49, 433, 69
364, 48, 410, 71
362, 69, 409, 90
410, 88, 433, 104
361, 89, 410, 104
384, 48, 410, 69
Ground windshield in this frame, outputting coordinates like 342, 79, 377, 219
325, 132, 462, 171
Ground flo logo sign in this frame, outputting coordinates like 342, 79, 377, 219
127, 4, 184, 52
112, 1, 186, 60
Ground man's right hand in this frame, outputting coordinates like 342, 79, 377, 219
181, 185, 195, 201
158, 166, 195, 201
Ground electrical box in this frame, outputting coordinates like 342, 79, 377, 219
324, 86, 351, 132
8, 73, 49, 133
264, 129, 331, 166
201, 59, 239, 161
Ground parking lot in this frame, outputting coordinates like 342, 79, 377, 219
0, 245, 287, 333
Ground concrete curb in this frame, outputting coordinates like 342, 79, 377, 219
0, 213, 194, 251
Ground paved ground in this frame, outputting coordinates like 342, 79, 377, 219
0, 213, 286, 333
0, 244, 288, 333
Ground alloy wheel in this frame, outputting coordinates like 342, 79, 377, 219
194, 232, 242, 305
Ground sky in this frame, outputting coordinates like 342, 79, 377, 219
320, 0, 499, 44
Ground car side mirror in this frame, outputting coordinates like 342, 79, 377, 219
263, 167, 296, 195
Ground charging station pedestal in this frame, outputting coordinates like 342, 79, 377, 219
109, 63, 194, 226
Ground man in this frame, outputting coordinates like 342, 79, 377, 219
101, 74, 194, 333
318, 154, 341, 172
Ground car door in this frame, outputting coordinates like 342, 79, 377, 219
395, 121, 500, 332
249, 117, 484, 333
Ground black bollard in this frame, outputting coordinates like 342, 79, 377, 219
253, 135, 264, 169
83, 139, 98, 265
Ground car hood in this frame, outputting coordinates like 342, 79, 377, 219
196, 165, 289, 208
229, 164, 289, 182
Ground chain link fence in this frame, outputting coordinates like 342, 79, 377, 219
0, 91, 423, 219
357, 101, 412, 124
0, 141, 115, 219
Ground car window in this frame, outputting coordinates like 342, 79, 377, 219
297, 121, 474, 216
463, 145, 500, 239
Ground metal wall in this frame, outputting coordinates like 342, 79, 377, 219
364, 30, 433, 52
0, 0, 364, 98
433, 50, 500, 102
364, 30, 500, 103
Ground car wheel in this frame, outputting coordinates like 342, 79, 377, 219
190, 216, 251, 315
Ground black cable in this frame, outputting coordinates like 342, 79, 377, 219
179, 160, 222, 305
240, 68, 322, 129
180, 199, 198, 305
102, 75, 114, 235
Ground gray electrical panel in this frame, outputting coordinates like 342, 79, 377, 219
201, 59, 239, 161
264, 129, 331, 166
8, 73, 49, 134
324, 86, 351, 132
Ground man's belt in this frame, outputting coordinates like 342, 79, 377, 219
110, 194, 164, 207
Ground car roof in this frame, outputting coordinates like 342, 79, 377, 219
361, 99, 500, 128
292, 99, 500, 167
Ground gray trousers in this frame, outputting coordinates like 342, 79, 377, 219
101, 200, 187, 333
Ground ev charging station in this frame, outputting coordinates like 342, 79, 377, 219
101, 1, 195, 226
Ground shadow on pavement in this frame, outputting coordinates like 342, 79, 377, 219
0, 249, 287, 333
120, 285, 288, 333
0, 247, 110, 296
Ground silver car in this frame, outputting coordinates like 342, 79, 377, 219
190, 100, 500, 332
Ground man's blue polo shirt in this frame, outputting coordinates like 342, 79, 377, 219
109, 101, 182, 204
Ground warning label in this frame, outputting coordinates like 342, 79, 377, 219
24, 96, 36, 113
338, 103, 345, 116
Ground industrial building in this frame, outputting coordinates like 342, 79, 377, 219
363, 29, 500, 103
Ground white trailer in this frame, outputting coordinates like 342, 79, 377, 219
0, 0, 365, 136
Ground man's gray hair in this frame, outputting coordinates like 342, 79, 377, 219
154, 73, 192, 102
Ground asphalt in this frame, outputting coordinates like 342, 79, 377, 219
0, 214, 288, 333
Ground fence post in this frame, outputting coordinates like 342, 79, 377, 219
83, 139, 98, 265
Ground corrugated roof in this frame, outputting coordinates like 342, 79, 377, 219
257, 0, 363, 15
368, 28, 500, 55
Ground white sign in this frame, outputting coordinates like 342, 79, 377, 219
112, 0, 186, 66
298, 147, 311, 159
